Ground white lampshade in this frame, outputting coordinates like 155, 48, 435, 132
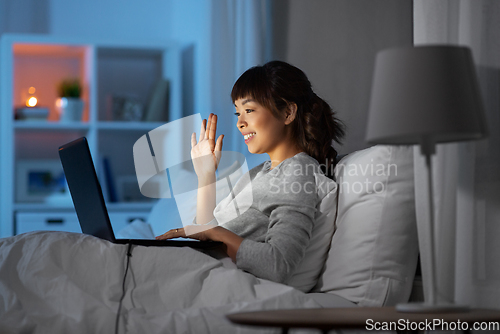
366, 45, 487, 145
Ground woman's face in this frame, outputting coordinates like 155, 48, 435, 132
234, 97, 294, 162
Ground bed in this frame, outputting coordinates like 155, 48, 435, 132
0, 145, 419, 333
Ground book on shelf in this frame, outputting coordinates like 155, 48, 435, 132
15, 107, 49, 121
143, 79, 169, 122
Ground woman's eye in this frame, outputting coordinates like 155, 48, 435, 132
234, 109, 253, 116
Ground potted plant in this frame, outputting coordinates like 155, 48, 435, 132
57, 78, 84, 122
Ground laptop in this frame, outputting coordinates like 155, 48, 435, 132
58, 136, 222, 249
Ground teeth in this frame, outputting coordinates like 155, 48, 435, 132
244, 133, 256, 140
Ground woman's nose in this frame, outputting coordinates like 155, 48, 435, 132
237, 116, 246, 129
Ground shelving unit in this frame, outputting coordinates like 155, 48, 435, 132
0, 34, 183, 237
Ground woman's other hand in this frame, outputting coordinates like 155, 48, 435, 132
155, 225, 214, 242
155, 226, 243, 262
191, 113, 224, 179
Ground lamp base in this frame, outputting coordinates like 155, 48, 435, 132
396, 302, 469, 313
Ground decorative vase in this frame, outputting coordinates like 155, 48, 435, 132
57, 97, 84, 122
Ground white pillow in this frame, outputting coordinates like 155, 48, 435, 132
287, 173, 337, 292
312, 145, 419, 306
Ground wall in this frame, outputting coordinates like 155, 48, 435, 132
272, 0, 413, 154
168, 0, 212, 118
0, 0, 50, 34
49, 0, 173, 42
1, 0, 173, 41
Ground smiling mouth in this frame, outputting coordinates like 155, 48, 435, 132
244, 133, 256, 140
244, 133, 256, 144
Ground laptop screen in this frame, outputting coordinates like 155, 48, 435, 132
59, 137, 116, 242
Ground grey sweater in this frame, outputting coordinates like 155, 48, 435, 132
212, 153, 321, 284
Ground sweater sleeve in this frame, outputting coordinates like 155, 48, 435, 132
234, 160, 318, 284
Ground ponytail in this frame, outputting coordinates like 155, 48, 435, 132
292, 92, 345, 178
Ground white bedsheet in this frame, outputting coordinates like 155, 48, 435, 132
0, 231, 325, 334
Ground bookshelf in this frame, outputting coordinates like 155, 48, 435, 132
0, 34, 183, 237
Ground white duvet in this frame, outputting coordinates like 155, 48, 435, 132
0, 231, 321, 334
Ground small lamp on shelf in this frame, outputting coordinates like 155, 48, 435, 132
15, 86, 49, 121
366, 45, 488, 312
26, 86, 37, 107
56, 78, 84, 122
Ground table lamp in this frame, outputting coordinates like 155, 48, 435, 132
366, 45, 488, 312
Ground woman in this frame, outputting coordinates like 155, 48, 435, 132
157, 60, 344, 287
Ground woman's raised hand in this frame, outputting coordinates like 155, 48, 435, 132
191, 113, 224, 179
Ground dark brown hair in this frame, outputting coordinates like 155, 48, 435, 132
231, 60, 345, 178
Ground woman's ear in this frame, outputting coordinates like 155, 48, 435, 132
284, 103, 298, 125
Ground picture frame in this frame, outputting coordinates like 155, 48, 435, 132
107, 94, 144, 121
116, 175, 152, 202
16, 160, 69, 203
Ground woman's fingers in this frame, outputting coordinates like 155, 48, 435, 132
208, 114, 217, 140
155, 227, 185, 240
199, 118, 207, 143
215, 134, 224, 152
192, 113, 221, 155
191, 132, 197, 148
204, 114, 211, 140
199, 114, 217, 142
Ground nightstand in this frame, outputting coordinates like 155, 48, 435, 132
227, 306, 500, 334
